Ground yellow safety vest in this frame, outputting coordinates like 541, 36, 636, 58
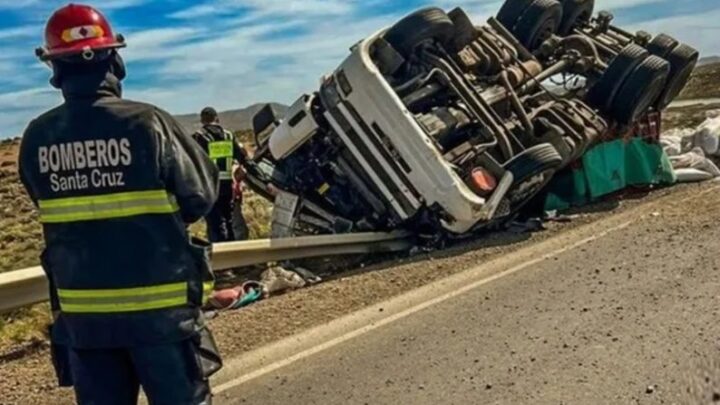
37, 190, 214, 313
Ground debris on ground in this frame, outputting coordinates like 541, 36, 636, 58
260, 265, 307, 296
208, 281, 265, 311
661, 113, 720, 182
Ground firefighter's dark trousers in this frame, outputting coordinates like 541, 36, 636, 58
205, 186, 234, 243
68, 340, 211, 405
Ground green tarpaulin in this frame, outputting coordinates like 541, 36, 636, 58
545, 138, 676, 212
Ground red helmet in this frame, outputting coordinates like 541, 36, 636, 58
36, 4, 126, 61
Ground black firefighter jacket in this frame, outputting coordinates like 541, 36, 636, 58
18, 72, 220, 349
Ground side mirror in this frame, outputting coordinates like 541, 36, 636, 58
253, 104, 279, 138
252, 104, 280, 151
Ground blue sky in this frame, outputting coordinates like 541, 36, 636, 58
0, 0, 718, 138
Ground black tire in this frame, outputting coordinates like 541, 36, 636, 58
543, 132, 576, 165
384, 8, 455, 57
586, 44, 648, 112
646, 33, 678, 58
558, 0, 595, 35
655, 43, 699, 109
448, 7, 478, 51
513, 0, 564, 51
533, 118, 575, 165
503, 143, 563, 212
610, 55, 670, 125
497, 0, 536, 29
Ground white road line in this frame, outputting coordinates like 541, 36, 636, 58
215, 220, 633, 393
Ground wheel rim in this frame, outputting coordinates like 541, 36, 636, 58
531, 19, 557, 50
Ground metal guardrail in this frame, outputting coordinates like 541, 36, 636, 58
0, 231, 412, 314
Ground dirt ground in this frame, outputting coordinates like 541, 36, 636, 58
0, 181, 715, 405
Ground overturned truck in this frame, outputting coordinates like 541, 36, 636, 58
247, 0, 698, 237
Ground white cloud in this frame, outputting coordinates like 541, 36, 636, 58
0, 0, 40, 9
0, 0, 147, 11
0, 25, 37, 40
99, 0, 149, 9
2, 0, 720, 139
126, 11, 397, 113
627, 7, 720, 56
0, 87, 61, 138
122, 27, 203, 62
171, 0, 353, 19
597, 0, 666, 10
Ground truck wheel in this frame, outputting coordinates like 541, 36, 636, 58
504, 143, 563, 212
646, 33, 678, 58
497, 0, 536, 29
586, 44, 648, 112
448, 7, 479, 51
654, 43, 699, 109
533, 117, 575, 165
384, 8, 456, 57
610, 55, 670, 125
513, 0, 564, 51
557, 0, 595, 35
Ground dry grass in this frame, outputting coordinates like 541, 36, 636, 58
678, 63, 720, 100
0, 305, 50, 351
664, 103, 720, 131
0, 140, 43, 274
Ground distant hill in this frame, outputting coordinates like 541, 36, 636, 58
697, 56, 720, 67
677, 61, 720, 100
175, 102, 288, 135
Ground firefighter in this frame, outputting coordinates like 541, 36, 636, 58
19, 4, 222, 404
193, 107, 249, 242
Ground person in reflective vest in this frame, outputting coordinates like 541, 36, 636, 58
19, 4, 222, 404
193, 107, 250, 242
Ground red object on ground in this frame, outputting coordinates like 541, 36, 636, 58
209, 288, 242, 309
39, 4, 125, 61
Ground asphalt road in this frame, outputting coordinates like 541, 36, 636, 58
217, 187, 720, 405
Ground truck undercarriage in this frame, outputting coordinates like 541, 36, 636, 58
246, 0, 698, 238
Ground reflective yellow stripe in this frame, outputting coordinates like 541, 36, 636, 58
58, 282, 187, 299
317, 183, 330, 195
60, 297, 187, 314
202, 281, 215, 305
58, 282, 189, 314
39, 190, 179, 224
58, 281, 215, 313
39, 190, 171, 209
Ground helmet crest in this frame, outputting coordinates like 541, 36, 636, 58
37, 4, 126, 61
